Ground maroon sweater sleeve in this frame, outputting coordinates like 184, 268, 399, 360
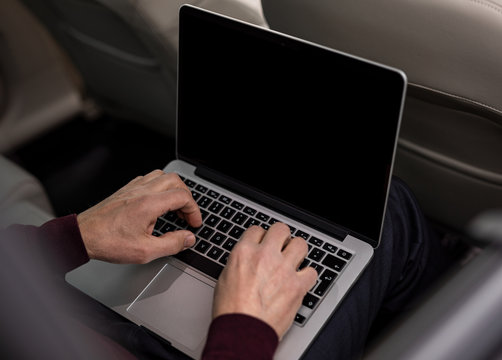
2, 217, 279, 359
203, 314, 279, 360
4, 214, 90, 276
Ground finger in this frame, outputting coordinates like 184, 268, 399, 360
282, 236, 309, 267
260, 222, 291, 251
297, 266, 318, 293
238, 225, 266, 245
149, 230, 196, 259
146, 188, 202, 227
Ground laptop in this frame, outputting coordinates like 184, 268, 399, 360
67, 5, 406, 359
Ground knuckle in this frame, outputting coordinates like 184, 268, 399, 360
150, 169, 165, 176
295, 236, 309, 253
274, 222, 291, 236
246, 225, 264, 236
165, 172, 180, 181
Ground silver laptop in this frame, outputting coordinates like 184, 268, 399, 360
67, 5, 406, 359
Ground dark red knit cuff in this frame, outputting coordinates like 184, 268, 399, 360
38, 214, 90, 274
202, 313, 278, 360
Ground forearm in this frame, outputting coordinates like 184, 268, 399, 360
2, 214, 90, 276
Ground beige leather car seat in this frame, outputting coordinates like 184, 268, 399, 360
262, 0, 502, 233
0, 155, 54, 228
19, 0, 266, 138
0, 0, 82, 153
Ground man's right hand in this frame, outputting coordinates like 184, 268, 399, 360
212, 223, 317, 339
77, 170, 202, 264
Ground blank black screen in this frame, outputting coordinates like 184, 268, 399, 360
177, 6, 406, 244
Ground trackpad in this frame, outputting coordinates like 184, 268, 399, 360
127, 263, 214, 351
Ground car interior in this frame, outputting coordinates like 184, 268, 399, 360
1, 0, 502, 358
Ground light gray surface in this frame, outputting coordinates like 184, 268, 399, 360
366, 211, 502, 360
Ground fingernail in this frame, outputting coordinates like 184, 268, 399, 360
184, 234, 196, 248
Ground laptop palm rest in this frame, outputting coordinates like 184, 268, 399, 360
127, 263, 214, 352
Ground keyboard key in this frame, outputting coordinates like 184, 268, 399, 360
322, 243, 338, 253
186, 225, 200, 234
175, 218, 188, 228
207, 246, 224, 261
162, 223, 178, 233
298, 258, 310, 270
191, 190, 201, 201
207, 190, 220, 199
313, 280, 330, 297
195, 184, 208, 193
208, 201, 224, 214
220, 207, 236, 219
302, 293, 320, 309
154, 218, 166, 231
197, 196, 212, 209
256, 212, 270, 222
295, 230, 310, 240
174, 249, 223, 279
294, 313, 306, 324
310, 262, 324, 275
309, 237, 324, 247
160, 211, 174, 222
184, 179, 196, 188
244, 218, 260, 228
320, 269, 337, 283
216, 220, 232, 233
337, 249, 353, 260
222, 238, 237, 251
231, 212, 248, 225
313, 269, 337, 297
268, 218, 279, 225
194, 240, 211, 254
210, 232, 227, 246
205, 214, 221, 227
243, 206, 257, 216
230, 200, 244, 210
228, 225, 245, 240
308, 248, 326, 262
198, 226, 214, 240
219, 195, 232, 204
322, 254, 347, 272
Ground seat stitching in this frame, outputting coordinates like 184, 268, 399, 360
468, 0, 502, 16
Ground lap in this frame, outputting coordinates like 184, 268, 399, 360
75, 177, 450, 360
304, 177, 450, 360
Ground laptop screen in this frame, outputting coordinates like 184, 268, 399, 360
177, 6, 406, 246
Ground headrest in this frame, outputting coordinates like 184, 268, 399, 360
263, 0, 502, 119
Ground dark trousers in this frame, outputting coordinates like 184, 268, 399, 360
76, 177, 454, 360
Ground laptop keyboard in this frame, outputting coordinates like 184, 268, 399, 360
153, 175, 353, 326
